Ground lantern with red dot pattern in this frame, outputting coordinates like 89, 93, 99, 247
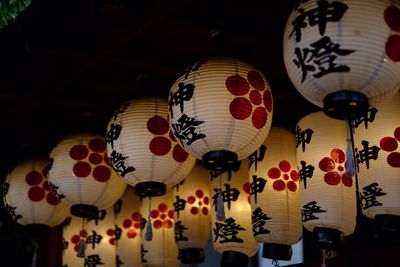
3, 159, 69, 226
48, 133, 127, 218
248, 127, 302, 261
283, 0, 400, 119
172, 162, 211, 264
168, 58, 273, 170
296, 111, 356, 250
106, 97, 196, 197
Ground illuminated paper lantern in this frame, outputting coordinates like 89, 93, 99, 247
296, 111, 356, 249
140, 188, 179, 267
283, 0, 400, 118
248, 127, 302, 261
3, 159, 69, 226
168, 58, 273, 169
172, 162, 211, 264
353, 91, 400, 222
48, 133, 127, 218
210, 160, 258, 267
106, 97, 196, 197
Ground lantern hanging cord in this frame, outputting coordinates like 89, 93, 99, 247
145, 197, 153, 241
77, 218, 86, 258
272, 259, 280, 267
345, 116, 356, 177
216, 174, 225, 221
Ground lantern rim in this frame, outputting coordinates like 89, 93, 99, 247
180, 248, 205, 264
312, 227, 343, 250
70, 204, 99, 219
221, 251, 248, 267
134, 181, 166, 197
262, 243, 293, 261
202, 150, 238, 171
323, 91, 369, 120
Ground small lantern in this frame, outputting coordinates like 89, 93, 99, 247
210, 160, 258, 267
296, 111, 356, 250
283, 0, 400, 119
172, 162, 211, 264
248, 127, 302, 261
48, 133, 126, 218
106, 97, 196, 197
168, 58, 273, 170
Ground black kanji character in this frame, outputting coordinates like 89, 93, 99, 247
0, 182, 9, 197
249, 175, 267, 204
86, 230, 103, 249
173, 195, 186, 218
116, 255, 124, 267
252, 207, 271, 236
5, 204, 22, 222
302, 201, 326, 222
184, 60, 206, 79
248, 145, 267, 171
355, 140, 380, 169
172, 114, 205, 147
352, 108, 378, 131
109, 150, 135, 177
174, 221, 189, 242
298, 160, 314, 189
113, 199, 122, 215
209, 161, 241, 181
168, 83, 194, 118
212, 184, 240, 211
296, 126, 313, 152
360, 182, 387, 210
106, 123, 122, 149
114, 225, 122, 241
85, 254, 104, 267
49, 181, 65, 200
113, 102, 130, 121
141, 244, 148, 263
214, 217, 244, 243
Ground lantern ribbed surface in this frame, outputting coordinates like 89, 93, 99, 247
48, 133, 126, 209
172, 162, 211, 250
248, 127, 302, 245
168, 57, 273, 161
210, 160, 258, 257
296, 112, 356, 236
106, 97, 196, 188
353, 91, 400, 218
283, 0, 400, 108
3, 159, 69, 226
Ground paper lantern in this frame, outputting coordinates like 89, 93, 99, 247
210, 160, 258, 267
3, 159, 69, 226
48, 133, 127, 218
172, 162, 211, 264
353, 91, 400, 225
140, 189, 179, 267
248, 127, 302, 261
283, 0, 400, 118
296, 111, 356, 249
168, 57, 273, 169
106, 97, 196, 197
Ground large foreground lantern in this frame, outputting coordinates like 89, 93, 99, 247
283, 0, 400, 119
248, 127, 302, 262
296, 111, 356, 250
106, 97, 196, 197
168, 58, 273, 170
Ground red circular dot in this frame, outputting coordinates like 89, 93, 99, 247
384, 6, 400, 32
230, 97, 252, 120
158, 203, 168, 212
272, 180, 286, 191
331, 149, 345, 163
263, 90, 273, 112
123, 219, 132, 228
26, 171, 43, 185
324, 172, 341, 185
203, 197, 209, 205
88, 139, 107, 152
107, 229, 115, 236
149, 136, 171, 156
169, 130, 177, 141
187, 196, 195, 204
190, 207, 199, 215
279, 160, 291, 172
252, 107, 268, 129
153, 220, 163, 229
283, 174, 289, 180
71, 235, 80, 244
28, 187, 45, 202
160, 214, 166, 220
168, 210, 174, 219
164, 220, 173, 228
172, 144, 189, 162
386, 35, 400, 62
341, 173, 353, 187
387, 152, 400, 167
319, 157, 335, 172
338, 166, 344, 172
268, 167, 281, 179
394, 127, 400, 141
93, 165, 111, 182
109, 238, 116, 245
226, 75, 250, 96
287, 181, 297, 192
127, 229, 137, 238
202, 207, 209, 215
134, 223, 140, 229
147, 115, 170, 135
195, 190, 204, 198
247, 70, 265, 91
150, 209, 159, 218
80, 230, 87, 237
70, 145, 89, 160
73, 161, 91, 177
242, 182, 250, 194
103, 154, 112, 166
380, 136, 398, 152
46, 192, 60, 205
249, 90, 262, 105
42, 181, 50, 191
290, 170, 299, 181
89, 153, 103, 164
132, 212, 141, 221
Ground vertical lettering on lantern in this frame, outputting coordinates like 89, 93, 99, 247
174, 221, 189, 242
85, 254, 104, 267
296, 126, 313, 152
352, 108, 378, 130
248, 145, 267, 171
249, 175, 267, 204
355, 140, 380, 169
210, 161, 241, 181
212, 184, 240, 211
302, 200, 326, 222
360, 182, 387, 209
106, 123, 122, 150
86, 230, 103, 249
168, 83, 194, 118
5, 203, 21, 222
141, 244, 148, 263
116, 255, 124, 267
171, 114, 205, 147
298, 160, 314, 189
49, 181, 65, 200
252, 207, 271, 236
108, 150, 135, 177
87, 209, 107, 225
213, 217, 244, 244
173, 195, 186, 218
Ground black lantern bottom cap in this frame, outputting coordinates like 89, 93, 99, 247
262, 243, 292, 261
375, 214, 400, 239
202, 150, 238, 171
135, 182, 166, 197
313, 227, 342, 250
71, 204, 99, 219
180, 248, 205, 264
221, 251, 248, 267
323, 90, 369, 120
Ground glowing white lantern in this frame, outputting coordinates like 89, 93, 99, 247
172, 162, 211, 264
168, 58, 273, 169
353, 91, 400, 221
48, 133, 126, 218
210, 160, 258, 267
248, 127, 302, 261
283, 0, 400, 118
3, 159, 69, 226
296, 111, 356, 248
106, 97, 196, 197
